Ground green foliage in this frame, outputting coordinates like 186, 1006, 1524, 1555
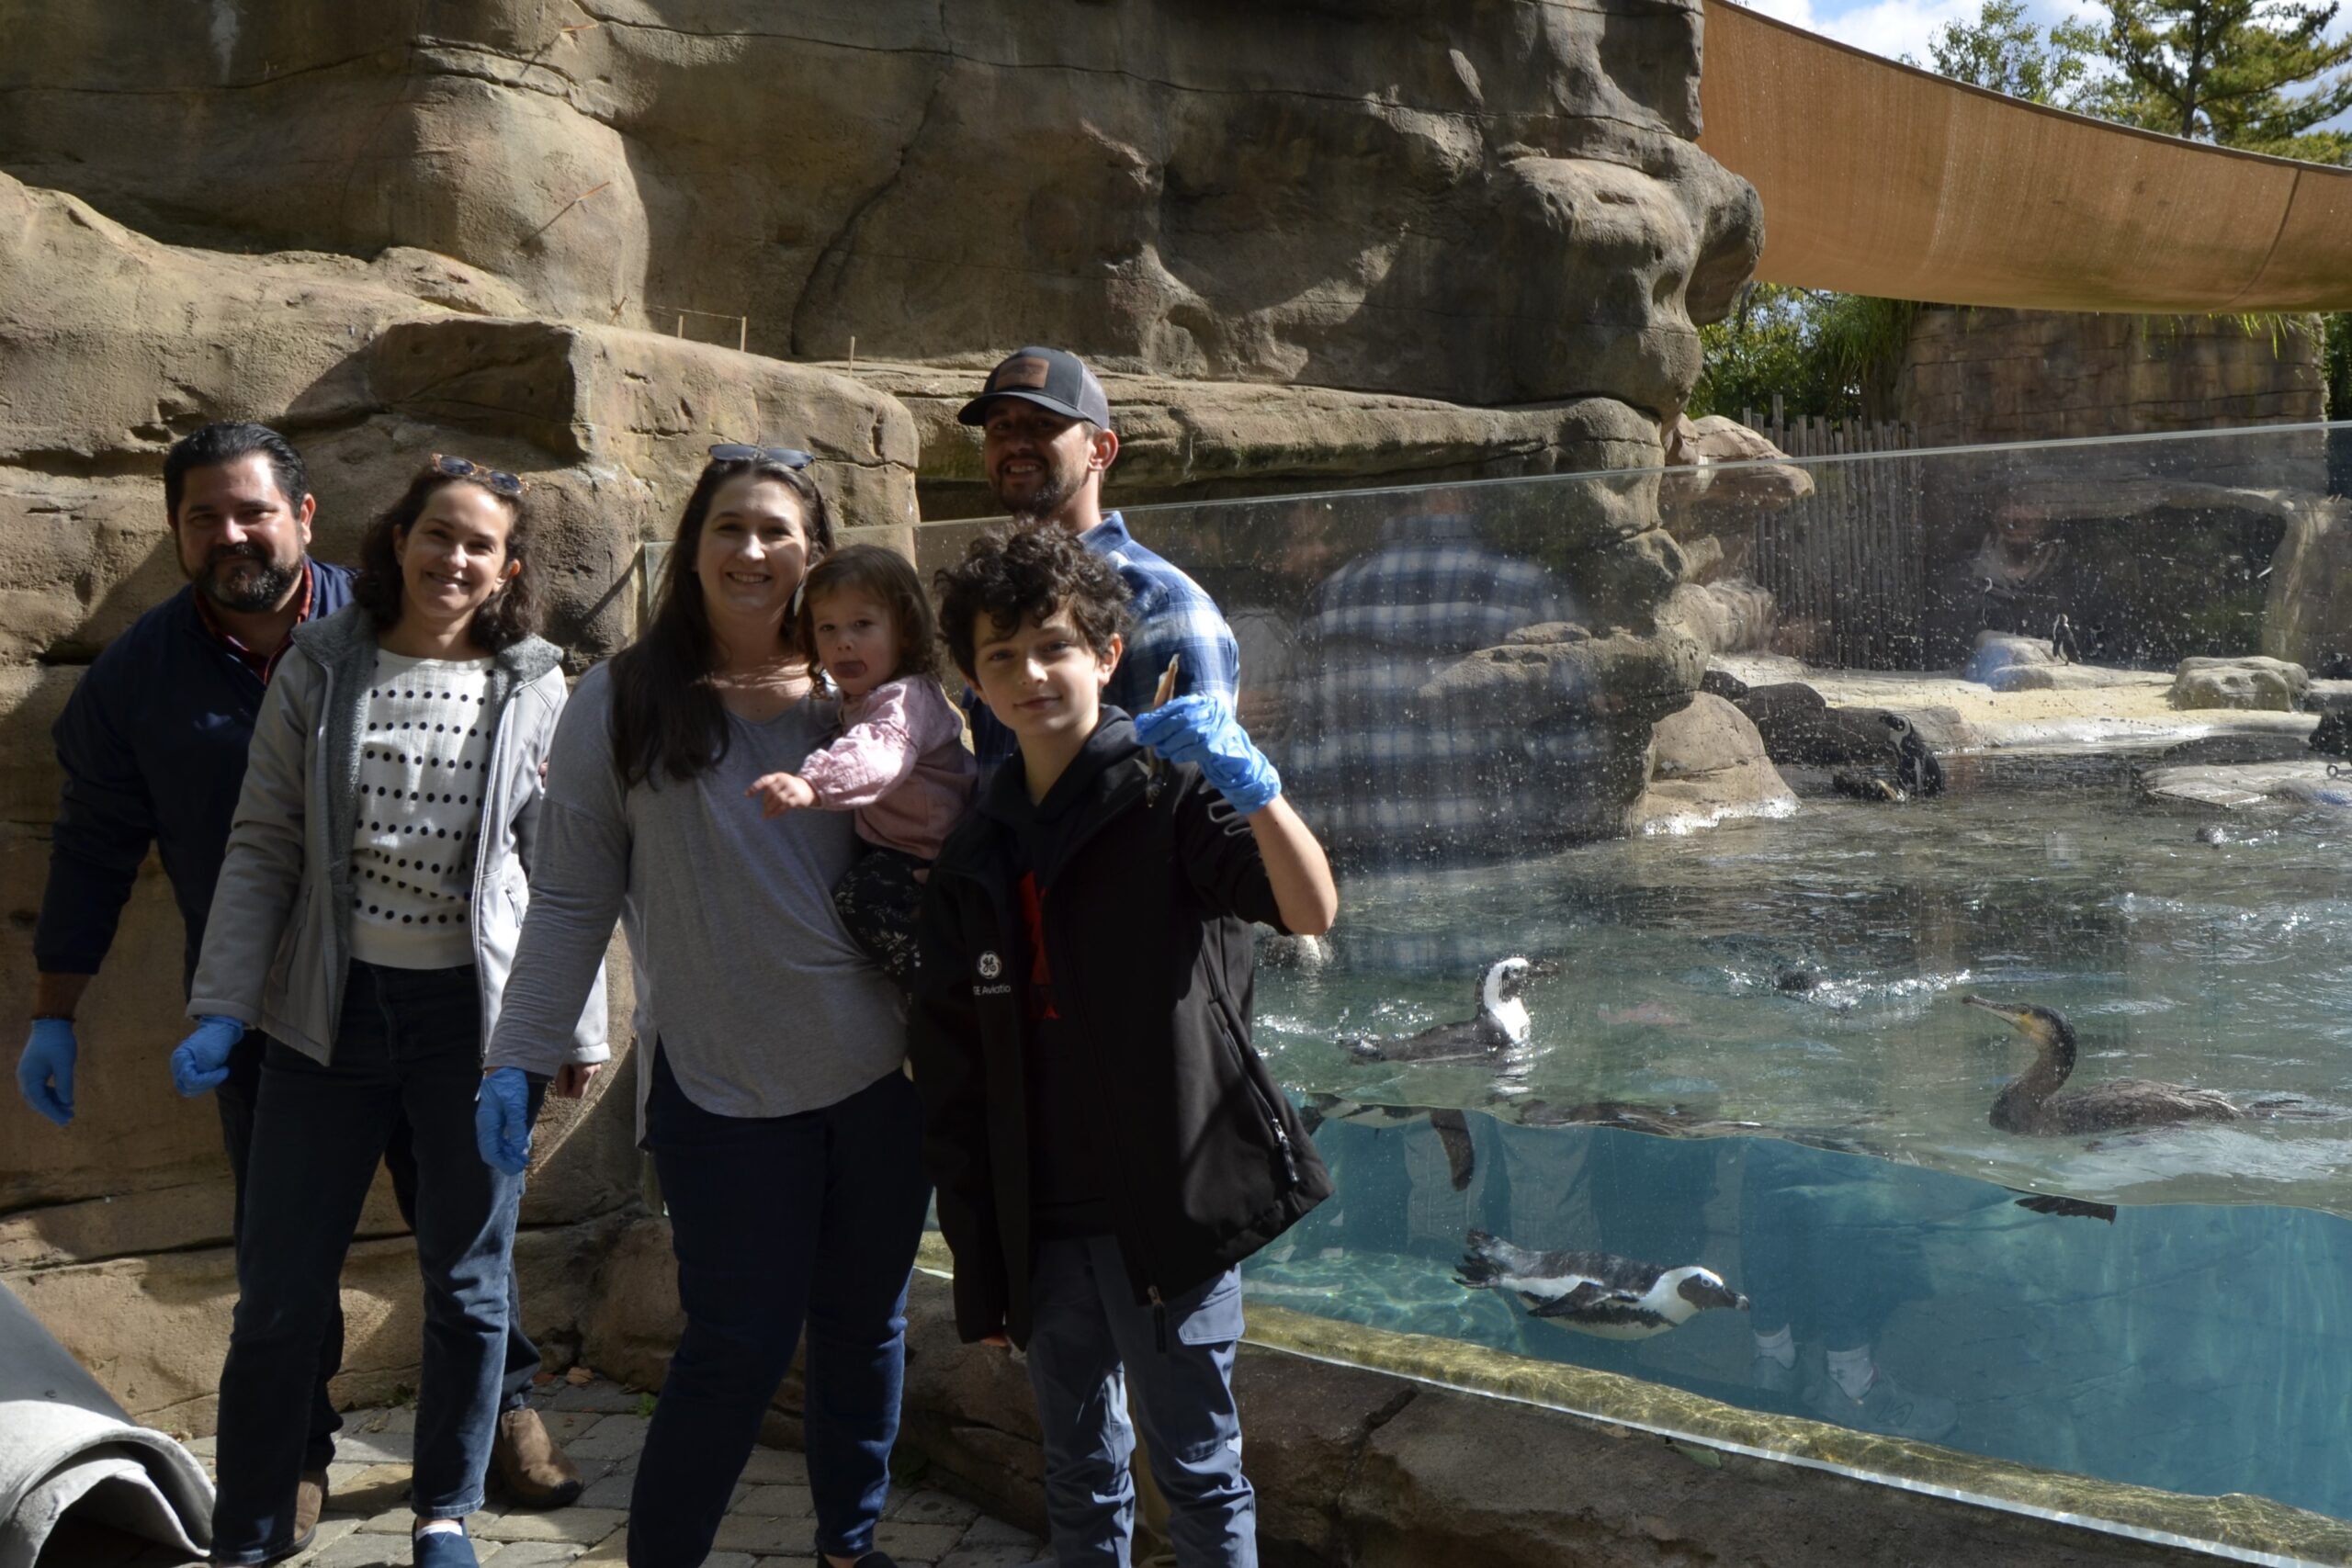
2097, 0, 2352, 154
2327, 313, 2352, 415
1690, 287, 1921, 423
1912, 0, 2352, 162
1909, 0, 2104, 105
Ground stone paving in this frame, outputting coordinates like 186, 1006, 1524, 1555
158, 1374, 1044, 1568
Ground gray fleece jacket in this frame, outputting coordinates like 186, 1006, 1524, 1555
188, 604, 607, 1066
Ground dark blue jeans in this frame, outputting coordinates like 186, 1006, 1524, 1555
628, 1048, 931, 1568
217, 1036, 545, 1473
209, 962, 525, 1564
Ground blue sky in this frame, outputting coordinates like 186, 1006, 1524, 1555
1746, 0, 2352, 135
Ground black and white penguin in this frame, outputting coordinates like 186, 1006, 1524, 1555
1344, 957, 1541, 1066
1453, 1229, 1748, 1340
1295, 1096, 1480, 1190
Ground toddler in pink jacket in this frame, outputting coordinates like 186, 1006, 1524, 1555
748, 545, 978, 988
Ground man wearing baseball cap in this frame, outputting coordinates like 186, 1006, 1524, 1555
956, 347, 1240, 770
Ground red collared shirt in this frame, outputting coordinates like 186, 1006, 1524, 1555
193, 560, 316, 684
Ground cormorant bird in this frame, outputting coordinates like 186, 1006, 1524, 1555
1344, 957, 1546, 1066
1453, 1229, 1747, 1339
1963, 996, 2243, 1135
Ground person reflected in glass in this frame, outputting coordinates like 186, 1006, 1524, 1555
1277, 491, 1598, 867
1924, 498, 2114, 670
1733, 1139, 1957, 1442
911, 522, 1338, 1568
180, 457, 605, 1567
479, 446, 931, 1568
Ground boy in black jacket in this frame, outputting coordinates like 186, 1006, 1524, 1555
911, 523, 1338, 1568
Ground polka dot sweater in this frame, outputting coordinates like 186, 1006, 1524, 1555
349, 650, 495, 969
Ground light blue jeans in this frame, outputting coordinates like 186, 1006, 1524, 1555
1024, 1235, 1255, 1567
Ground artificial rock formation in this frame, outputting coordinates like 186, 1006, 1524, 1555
1633, 690, 1795, 832
0, 0, 1759, 417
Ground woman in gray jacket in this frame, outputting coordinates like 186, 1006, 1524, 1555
176, 457, 605, 1568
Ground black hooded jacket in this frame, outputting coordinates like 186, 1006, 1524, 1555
908, 711, 1333, 1348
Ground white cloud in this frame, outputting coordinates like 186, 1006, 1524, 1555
1815, 0, 1987, 64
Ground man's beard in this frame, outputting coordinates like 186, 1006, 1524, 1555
994, 461, 1082, 525
193, 544, 300, 613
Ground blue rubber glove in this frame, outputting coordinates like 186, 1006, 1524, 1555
476, 1066, 534, 1175
1134, 694, 1283, 817
169, 1016, 245, 1098
17, 1018, 78, 1127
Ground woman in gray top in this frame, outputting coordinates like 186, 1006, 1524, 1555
482, 447, 929, 1568
178, 457, 605, 1568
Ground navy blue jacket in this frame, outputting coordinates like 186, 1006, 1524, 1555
35, 563, 355, 988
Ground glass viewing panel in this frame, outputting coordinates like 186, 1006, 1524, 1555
910, 423, 2352, 1557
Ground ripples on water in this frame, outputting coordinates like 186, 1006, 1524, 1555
1247, 753, 2352, 1529
1259, 754, 2352, 1212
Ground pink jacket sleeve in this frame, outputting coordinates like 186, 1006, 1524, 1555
797, 680, 935, 810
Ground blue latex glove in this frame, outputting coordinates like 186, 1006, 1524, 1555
476, 1066, 533, 1175
17, 1018, 78, 1127
169, 1016, 245, 1098
1134, 694, 1283, 817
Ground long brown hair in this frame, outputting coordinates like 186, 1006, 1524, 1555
351, 468, 537, 652
796, 544, 940, 685
608, 455, 836, 787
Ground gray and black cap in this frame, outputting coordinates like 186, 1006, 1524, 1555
956, 346, 1111, 428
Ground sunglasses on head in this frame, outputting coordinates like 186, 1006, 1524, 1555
707, 443, 814, 469
431, 454, 525, 497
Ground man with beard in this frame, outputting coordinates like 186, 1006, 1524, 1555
957, 347, 1239, 770
14, 422, 582, 1536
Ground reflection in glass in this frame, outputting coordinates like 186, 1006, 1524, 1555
912, 423, 2352, 1550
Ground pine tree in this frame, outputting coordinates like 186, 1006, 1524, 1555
2093, 0, 2352, 160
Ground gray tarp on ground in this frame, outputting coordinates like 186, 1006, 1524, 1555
0, 1280, 211, 1566
1700, 0, 2352, 312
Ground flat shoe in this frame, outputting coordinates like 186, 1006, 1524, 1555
412, 1524, 480, 1567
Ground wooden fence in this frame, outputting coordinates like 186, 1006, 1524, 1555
1738, 400, 1929, 670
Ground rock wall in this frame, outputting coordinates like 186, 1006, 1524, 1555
0, 165, 919, 1397
0, 0, 1758, 417
1896, 308, 2325, 448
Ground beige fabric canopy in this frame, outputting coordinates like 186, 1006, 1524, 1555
1698, 0, 2352, 310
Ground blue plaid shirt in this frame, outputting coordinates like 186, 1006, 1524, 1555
970, 512, 1240, 771
1276, 514, 1615, 866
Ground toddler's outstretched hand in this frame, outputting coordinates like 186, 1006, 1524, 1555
747, 771, 819, 818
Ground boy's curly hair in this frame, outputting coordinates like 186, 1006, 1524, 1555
934, 521, 1129, 680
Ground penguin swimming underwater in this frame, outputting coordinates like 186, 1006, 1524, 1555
1296, 1095, 1480, 1190
1344, 956, 1547, 1066
1454, 1229, 1747, 1340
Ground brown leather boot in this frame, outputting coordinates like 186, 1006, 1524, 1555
492, 1406, 582, 1508
288, 1469, 328, 1555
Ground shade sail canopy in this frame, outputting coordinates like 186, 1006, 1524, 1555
1698, 0, 2352, 311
